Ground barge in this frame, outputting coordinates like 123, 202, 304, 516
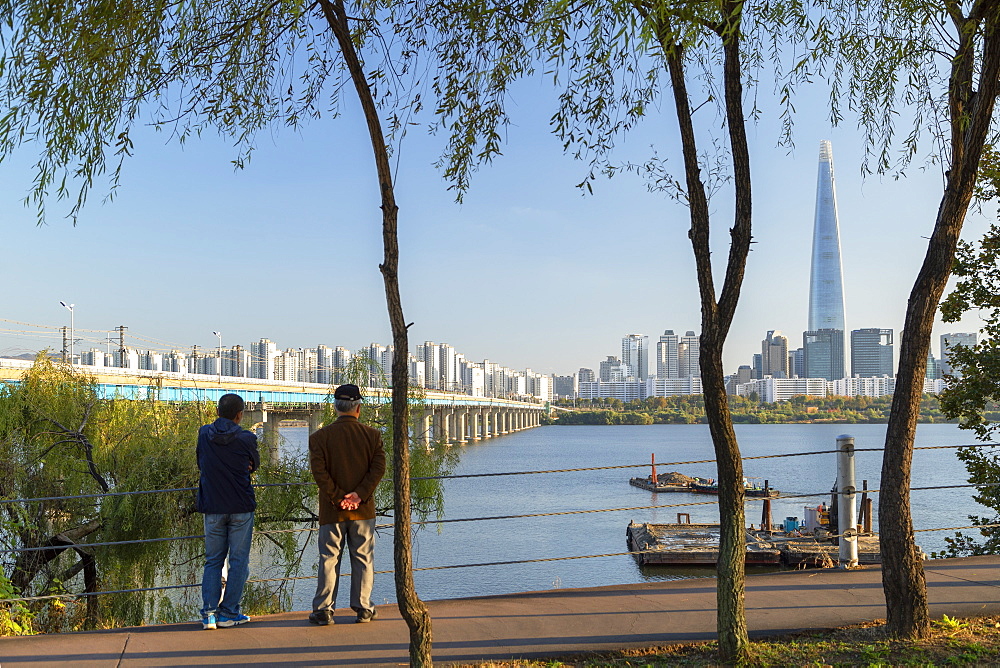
628, 470, 696, 493
626, 520, 882, 567
689, 477, 779, 498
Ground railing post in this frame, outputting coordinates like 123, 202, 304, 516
836, 434, 858, 569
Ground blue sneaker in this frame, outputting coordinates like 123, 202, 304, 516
217, 613, 250, 627
202, 613, 217, 630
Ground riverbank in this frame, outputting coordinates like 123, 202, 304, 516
550, 393, 956, 425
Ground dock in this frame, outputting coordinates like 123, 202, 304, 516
626, 521, 881, 567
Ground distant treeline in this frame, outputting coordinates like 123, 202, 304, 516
550, 394, 964, 425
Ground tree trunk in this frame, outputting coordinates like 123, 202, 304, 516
881, 8, 1000, 640
319, 0, 433, 662
661, 0, 753, 656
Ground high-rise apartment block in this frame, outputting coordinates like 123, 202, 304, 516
250, 338, 278, 380
761, 330, 789, 378
851, 328, 893, 378
417, 342, 440, 389
599, 356, 630, 382
656, 330, 680, 378
679, 331, 700, 378
621, 334, 649, 380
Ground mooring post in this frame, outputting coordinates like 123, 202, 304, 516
761, 480, 772, 531
836, 434, 859, 568
650, 453, 657, 484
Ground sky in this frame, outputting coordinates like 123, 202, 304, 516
0, 60, 992, 377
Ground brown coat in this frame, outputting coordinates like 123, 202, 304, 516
309, 415, 386, 524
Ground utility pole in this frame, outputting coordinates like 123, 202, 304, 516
117, 325, 127, 368
61, 326, 68, 363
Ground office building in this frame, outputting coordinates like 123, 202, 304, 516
553, 375, 578, 399
926, 352, 942, 380
789, 347, 804, 378
851, 328, 894, 378
803, 329, 845, 381
941, 332, 977, 378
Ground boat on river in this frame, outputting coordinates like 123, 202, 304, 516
628, 470, 696, 493
689, 476, 779, 498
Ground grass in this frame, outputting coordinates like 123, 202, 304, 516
456, 615, 1000, 667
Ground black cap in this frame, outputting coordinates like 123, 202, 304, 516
334, 384, 362, 401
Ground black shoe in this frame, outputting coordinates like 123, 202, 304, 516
355, 608, 377, 623
308, 610, 332, 626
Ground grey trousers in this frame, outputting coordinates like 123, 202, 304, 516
312, 519, 376, 613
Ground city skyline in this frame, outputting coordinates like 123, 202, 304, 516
1, 311, 973, 388
1, 75, 991, 374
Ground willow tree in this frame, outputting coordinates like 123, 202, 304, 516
0, 356, 313, 631
0, 1, 432, 659
417, 0, 811, 660
799, 0, 1000, 639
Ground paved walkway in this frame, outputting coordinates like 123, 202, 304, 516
2, 556, 999, 666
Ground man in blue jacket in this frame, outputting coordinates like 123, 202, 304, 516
196, 393, 260, 630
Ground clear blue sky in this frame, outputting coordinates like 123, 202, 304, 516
0, 73, 990, 376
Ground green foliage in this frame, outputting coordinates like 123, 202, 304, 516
327, 353, 457, 521
0, 575, 34, 636
551, 394, 947, 425
0, 355, 314, 632
929, 443, 1000, 559
934, 614, 970, 635
0, 0, 419, 223
940, 222, 1000, 441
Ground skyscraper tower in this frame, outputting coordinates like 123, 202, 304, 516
807, 140, 847, 377
809, 140, 846, 332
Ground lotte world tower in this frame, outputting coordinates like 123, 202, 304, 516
805, 140, 847, 379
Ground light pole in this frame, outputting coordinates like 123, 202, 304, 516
213, 331, 222, 383
59, 301, 75, 365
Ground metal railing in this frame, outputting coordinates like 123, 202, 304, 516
1, 440, 997, 605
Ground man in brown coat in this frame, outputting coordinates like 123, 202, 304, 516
308, 383, 386, 625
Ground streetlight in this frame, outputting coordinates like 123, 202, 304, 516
212, 331, 222, 383
59, 301, 74, 365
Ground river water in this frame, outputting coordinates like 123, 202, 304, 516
276, 422, 989, 610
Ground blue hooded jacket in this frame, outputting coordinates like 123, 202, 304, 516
196, 417, 260, 515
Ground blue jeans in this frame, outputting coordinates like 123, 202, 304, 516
201, 512, 254, 618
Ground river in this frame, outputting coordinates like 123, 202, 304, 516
275, 422, 989, 610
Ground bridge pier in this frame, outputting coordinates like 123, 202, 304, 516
416, 410, 433, 449
455, 409, 467, 445
470, 410, 480, 442
307, 410, 324, 434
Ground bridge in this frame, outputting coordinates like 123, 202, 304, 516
0, 358, 546, 446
